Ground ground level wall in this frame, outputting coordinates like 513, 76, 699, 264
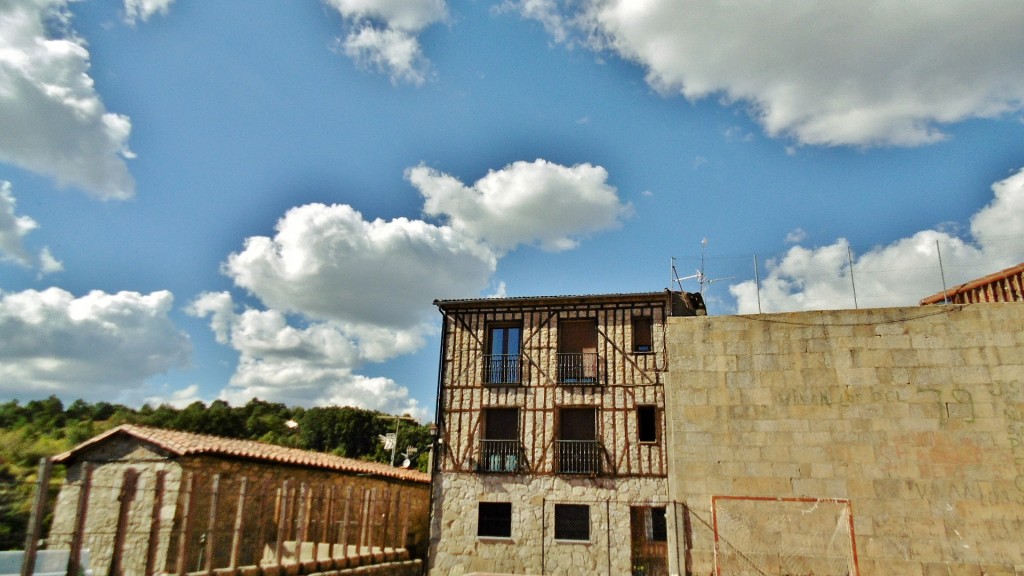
664, 303, 1024, 575
428, 472, 668, 575
50, 439, 429, 576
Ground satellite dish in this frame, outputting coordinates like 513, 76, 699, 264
402, 458, 412, 468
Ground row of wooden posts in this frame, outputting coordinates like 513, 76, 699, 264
20, 458, 415, 576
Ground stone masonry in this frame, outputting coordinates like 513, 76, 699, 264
664, 303, 1024, 575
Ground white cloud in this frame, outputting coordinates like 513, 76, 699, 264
0, 288, 191, 397
324, 0, 446, 31
124, 0, 174, 24
342, 26, 431, 85
324, 0, 447, 85
223, 202, 496, 330
0, 0, 135, 198
187, 292, 425, 417
0, 181, 38, 266
523, 1, 1024, 147
0, 180, 63, 274
203, 160, 628, 414
408, 159, 632, 253
731, 166, 1024, 312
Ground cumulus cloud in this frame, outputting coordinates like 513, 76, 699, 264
731, 167, 1024, 312
0, 181, 62, 274
200, 159, 629, 412
0, 288, 191, 397
408, 159, 632, 253
0, 0, 135, 198
324, 0, 447, 84
519, 1, 1024, 147
187, 292, 425, 417
223, 202, 496, 330
124, 0, 174, 24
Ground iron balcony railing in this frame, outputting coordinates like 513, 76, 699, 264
479, 440, 523, 473
556, 352, 599, 384
556, 440, 602, 474
484, 354, 522, 385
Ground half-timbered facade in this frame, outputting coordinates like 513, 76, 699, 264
427, 291, 699, 576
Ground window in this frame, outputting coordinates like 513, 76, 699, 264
557, 319, 598, 383
557, 408, 600, 474
554, 504, 590, 541
478, 502, 512, 538
486, 323, 522, 384
481, 408, 520, 473
632, 316, 653, 352
637, 405, 658, 443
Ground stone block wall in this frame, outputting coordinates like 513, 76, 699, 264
664, 303, 1024, 575
428, 472, 667, 575
49, 440, 430, 576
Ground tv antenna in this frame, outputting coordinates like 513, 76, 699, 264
671, 238, 734, 295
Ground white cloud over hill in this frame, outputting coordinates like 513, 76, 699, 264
0, 288, 191, 397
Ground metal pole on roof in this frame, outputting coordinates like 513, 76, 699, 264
848, 246, 859, 309
390, 418, 400, 467
936, 240, 950, 303
754, 254, 762, 314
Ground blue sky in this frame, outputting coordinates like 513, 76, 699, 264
2, 0, 1023, 420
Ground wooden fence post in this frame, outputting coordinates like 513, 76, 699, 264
274, 481, 290, 567
21, 458, 52, 576
66, 462, 91, 576
202, 474, 220, 574
174, 472, 196, 576
144, 470, 167, 576
229, 476, 247, 569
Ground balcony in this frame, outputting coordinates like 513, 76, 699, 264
556, 352, 599, 384
556, 440, 602, 474
479, 439, 523, 473
484, 354, 522, 385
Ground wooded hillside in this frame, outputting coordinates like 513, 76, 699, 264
0, 397, 431, 550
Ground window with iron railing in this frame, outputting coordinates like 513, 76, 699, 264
555, 439, 602, 474
484, 354, 521, 385
557, 407, 600, 474
557, 319, 599, 384
481, 408, 521, 473
556, 352, 599, 384
486, 323, 522, 385
479, 439, 522, 473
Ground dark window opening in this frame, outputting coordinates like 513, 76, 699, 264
557, 319, 599, 383
486, 323, 522, 384
478, 502, 512, 538
637, 405, 658, 443
554, 504, 590, 541
557, 408, 600, 474
481, 408, 520, 472
632, 316, 653, 352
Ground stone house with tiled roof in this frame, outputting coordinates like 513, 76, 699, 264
49, 425, 429, 576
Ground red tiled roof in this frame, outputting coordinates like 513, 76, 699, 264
920, 262, 1024, 305
52, 424, 429, 484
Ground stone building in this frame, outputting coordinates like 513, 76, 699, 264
665, 303, 1024, 575
427, 291, 701, 576
428, 288, 1023, 575
49, 425, 429, 576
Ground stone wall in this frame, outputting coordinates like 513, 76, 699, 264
49, 439, 430, 576
664, 303, 1024, 575
428, 472, 667, 575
